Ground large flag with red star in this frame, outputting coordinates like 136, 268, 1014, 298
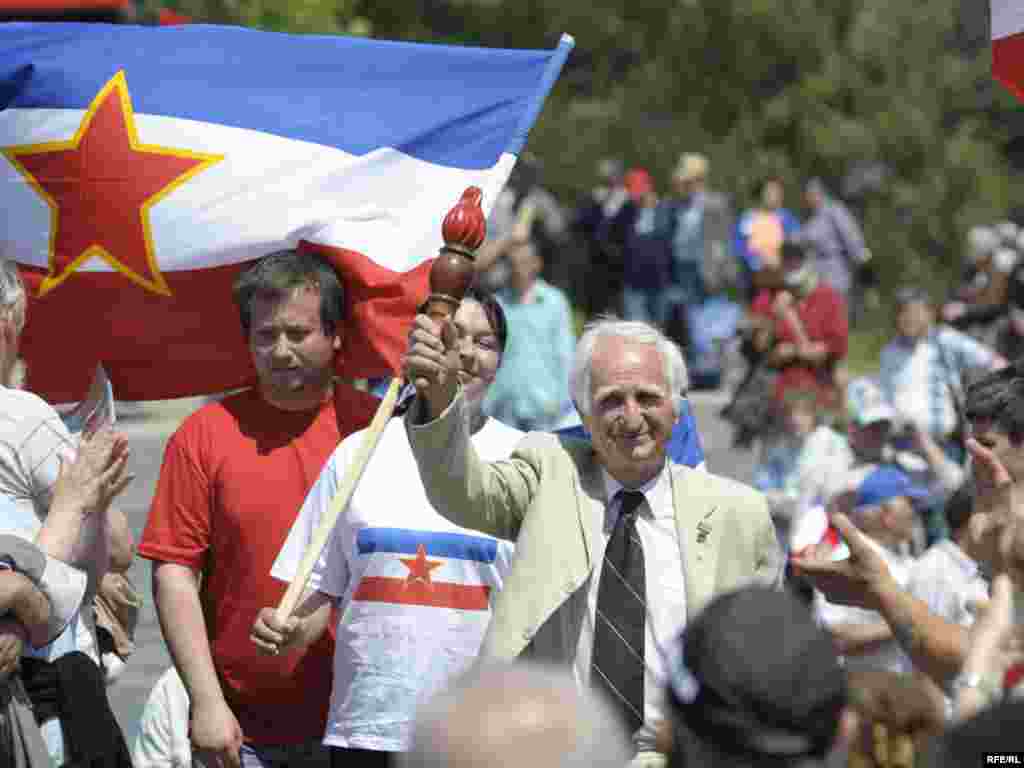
993, 0, 1024, 102
0, 23, 572, 402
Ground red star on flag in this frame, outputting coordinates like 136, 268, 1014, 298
1, 70, 222, 297
400, 544, 444, 587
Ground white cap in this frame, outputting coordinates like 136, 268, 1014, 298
967, 226, 999, 262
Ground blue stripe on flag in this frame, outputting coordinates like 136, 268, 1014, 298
357, 527, 497, 563
0, 23, 567, 169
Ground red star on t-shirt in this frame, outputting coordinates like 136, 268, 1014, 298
400, 544, 443, 586
1, 70, 222, 297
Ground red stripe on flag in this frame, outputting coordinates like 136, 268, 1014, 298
20, 263, 255, 402
17, 246, 432, 403
994, 31, 1024, 102
299, 241, 433, 382
353, 576, 490, 611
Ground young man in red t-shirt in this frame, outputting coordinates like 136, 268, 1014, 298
138, 250, 377, 768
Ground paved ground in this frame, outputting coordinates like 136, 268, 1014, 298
105, 390, 757, 748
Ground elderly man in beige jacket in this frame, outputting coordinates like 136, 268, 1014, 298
404, 316, 782, 767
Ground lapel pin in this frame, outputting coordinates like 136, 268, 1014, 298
696, 508, 715, 544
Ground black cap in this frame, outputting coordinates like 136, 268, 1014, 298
667, 587, 846, 761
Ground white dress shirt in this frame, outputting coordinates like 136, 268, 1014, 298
906, 539, 988, 628
570, 463, 687, 752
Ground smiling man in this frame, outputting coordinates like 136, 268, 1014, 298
138, 250, 378, 768
402, 316, 782, 768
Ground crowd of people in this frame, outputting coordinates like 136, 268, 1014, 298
0, 142, 1022, 768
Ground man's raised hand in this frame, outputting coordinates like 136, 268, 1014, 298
402, 313, 460, 420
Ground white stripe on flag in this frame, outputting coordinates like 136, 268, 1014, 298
0, 108, 515, 273
992, 0, 1024, 41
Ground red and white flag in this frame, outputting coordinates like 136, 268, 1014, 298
0, 23, 571, 402
993, 0, 1024, 101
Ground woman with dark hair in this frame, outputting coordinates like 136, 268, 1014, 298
250, 291, 521, 768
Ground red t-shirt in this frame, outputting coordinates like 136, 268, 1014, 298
138, 385, 377, 745
751, 281, 849, 404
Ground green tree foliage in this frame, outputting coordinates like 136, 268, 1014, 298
145, 0, 1022, 293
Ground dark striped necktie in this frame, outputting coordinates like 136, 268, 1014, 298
591, 489, 646, 733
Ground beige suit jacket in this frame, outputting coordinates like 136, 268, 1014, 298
407, 394, 783, 661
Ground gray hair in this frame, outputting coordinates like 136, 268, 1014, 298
0, 260, 26, 334
570, 317, 688, 419
402, 661, 632, 768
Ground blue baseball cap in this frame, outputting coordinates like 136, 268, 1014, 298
854, 466, 929, 511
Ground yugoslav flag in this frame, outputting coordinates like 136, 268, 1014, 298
993, 0, 1024, 101
352, 527, 503, 611
0, 23, 572, 402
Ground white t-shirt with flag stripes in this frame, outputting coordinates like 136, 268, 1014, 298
272, 415, 522, 752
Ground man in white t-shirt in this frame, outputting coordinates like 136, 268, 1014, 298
252, 292, 522, 768
906, 481, 989, 630
814, 465, 925, 674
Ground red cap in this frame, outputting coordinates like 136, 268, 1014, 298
624, 168, 653, 200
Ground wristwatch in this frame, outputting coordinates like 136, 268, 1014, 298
950, 670, 1000, 702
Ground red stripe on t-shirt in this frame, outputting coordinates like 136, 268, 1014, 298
353, 576, 490, 611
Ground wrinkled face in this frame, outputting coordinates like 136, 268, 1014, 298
896, 301, 933, 340
452, 299, 501, 409
249, 286, 341, 411
583, 337, 677, 487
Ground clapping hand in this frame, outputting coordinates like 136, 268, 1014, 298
56, 427, 134, 514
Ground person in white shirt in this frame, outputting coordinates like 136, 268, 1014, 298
905, 480, 991, 718
906, 481, 989, 631
815, 465, 925, 674
251, 291, 522, 768
132, 667, 200, 768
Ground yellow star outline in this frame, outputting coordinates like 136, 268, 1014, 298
1, 71, 224, 297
